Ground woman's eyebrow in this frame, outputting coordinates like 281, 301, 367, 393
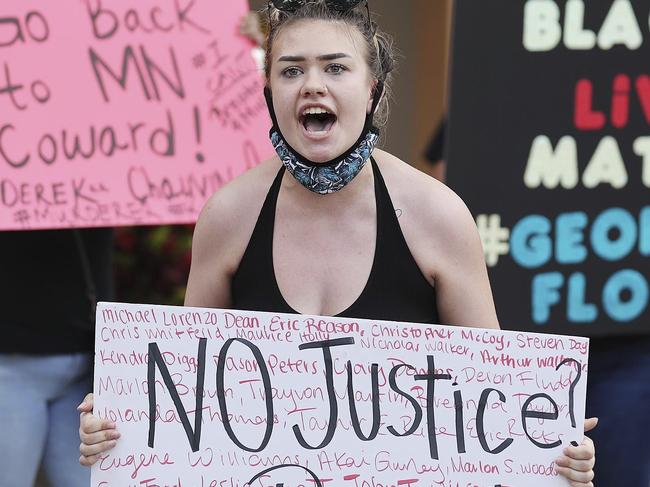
318, 52, 351, 61
277, 53, 351, 62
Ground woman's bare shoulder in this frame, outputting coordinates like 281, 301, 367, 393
374, 149, 474, 231
197, 157, 281, 232
191, 157, 281, 272
185, 158, 281, 307
374, 149, 483, 281
375, 151, 497, 328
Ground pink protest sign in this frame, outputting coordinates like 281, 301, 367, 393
0, 0, 271, 230
94, 302, 590, 487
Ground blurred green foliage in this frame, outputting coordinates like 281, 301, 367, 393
114, 225, 194, 306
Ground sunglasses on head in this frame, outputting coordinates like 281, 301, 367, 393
268, 0, 373, 33
271, 0, 365, 13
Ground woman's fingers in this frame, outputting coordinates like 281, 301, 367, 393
80, 438, 118, 458
555, 465, 595, 484
555, 453, 595, 472
80, 410, 115, 434
583, 417, 598, 433
565, 436, 596, 461
78, 417, 119, 466
79, 412, 119, 449
79, 424, 120, 446
568, 482, 593, 487
558, 431, 595, 465
79, 452, 104, 467
77, 392, 94, 413
555, 435, 596, 485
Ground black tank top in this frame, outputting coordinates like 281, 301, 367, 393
232, 157, 439, 324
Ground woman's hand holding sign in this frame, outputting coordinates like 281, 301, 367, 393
78, 393, 120, 467
554, 417, 597, 487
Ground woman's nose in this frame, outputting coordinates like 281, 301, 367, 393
300, 71, 327, 96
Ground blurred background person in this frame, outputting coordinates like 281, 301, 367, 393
0, 228, 113, 487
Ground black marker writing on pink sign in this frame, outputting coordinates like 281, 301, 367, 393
1, 2, 266, 231
198, 39, 267, 133
0, 63, 51, 111
193, 105, 204, 162
89, 45, 185, 103
1, 179, 71, 207
127, 166, 224, 206
86, 0, 211, 40
0, 11, 50, 48
0, 113, 175, 169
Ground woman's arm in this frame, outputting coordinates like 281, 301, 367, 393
420, 185, 499, 329
184, 194, 237, 308
422, 179, 596, 485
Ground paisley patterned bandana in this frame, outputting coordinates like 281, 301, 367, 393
270, 127, 379, 194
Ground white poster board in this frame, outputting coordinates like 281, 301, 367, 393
92, 302, 589, 487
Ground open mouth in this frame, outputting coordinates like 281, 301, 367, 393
300, 108, 337, 135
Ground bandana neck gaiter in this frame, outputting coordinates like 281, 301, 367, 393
270, 128, 379, 194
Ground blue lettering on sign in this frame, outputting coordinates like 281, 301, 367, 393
511, 206, 649, 265
511, 215, 551, 268
640, 207, 650, 256
591, 208, 637, 261
532, 272, 563, 323
556, 212, 588, 264
603, 269, 649, 322
511, 206, 649, 326
567, 273, 598, 322
530, 269, 649, 324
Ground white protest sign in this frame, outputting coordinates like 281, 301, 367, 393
92, 302, 589, 487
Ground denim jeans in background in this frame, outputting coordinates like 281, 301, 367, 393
586, 336, 650, 487
0, 353, 92, 487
